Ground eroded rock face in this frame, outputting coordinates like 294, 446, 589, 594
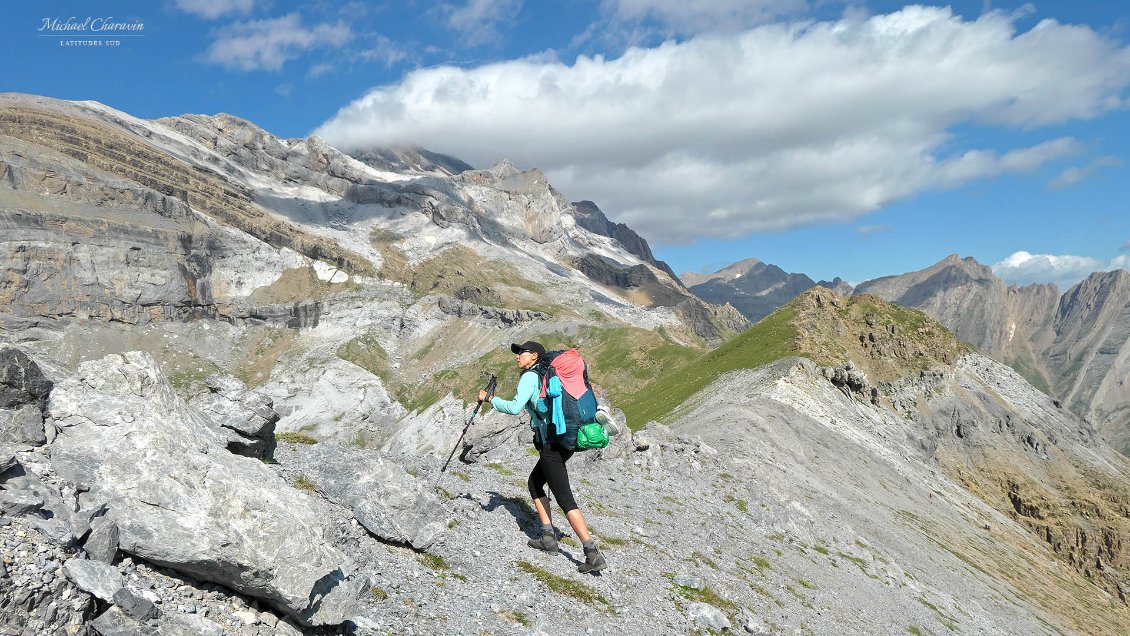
855, 255, 1130, 453
47, 351, 362, 626
190, 374, 279, 459
0, 347, 52, 447
283, 443, 449, 550
0, 346, 53, 410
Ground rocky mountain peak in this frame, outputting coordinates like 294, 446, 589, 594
679, 258, 764, 287
485, 158, 522, 179
789, 286, 965, 383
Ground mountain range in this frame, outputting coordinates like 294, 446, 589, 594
2, 93, 1130, 635
683, 254, 1130, 456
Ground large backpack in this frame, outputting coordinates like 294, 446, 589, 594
536, 349, 607, 451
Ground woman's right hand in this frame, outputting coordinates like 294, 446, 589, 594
478, 390, 488, 402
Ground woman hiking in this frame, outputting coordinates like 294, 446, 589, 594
478, 340, 608, 574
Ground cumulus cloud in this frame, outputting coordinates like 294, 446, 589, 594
442, 0, 524, 47
1048, 156, 1122, 189
204, 13, 352, 71
175, 0, 255, 20
992, 251, 1130, 289
315, 6, 1130, 243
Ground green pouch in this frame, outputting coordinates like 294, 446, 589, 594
576, 422, 609, 450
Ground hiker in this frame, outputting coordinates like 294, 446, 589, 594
478, 340, 608, 574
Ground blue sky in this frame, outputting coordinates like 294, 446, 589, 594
5, 1, 1130, 290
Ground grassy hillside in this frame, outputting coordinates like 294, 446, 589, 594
617, 287, 966, 429
334, 286, 963, 431
619, 304, 802, 428
337, 323, 705, 415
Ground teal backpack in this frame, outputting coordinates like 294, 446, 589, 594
536, 348, 609, 451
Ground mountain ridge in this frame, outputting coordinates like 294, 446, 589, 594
683, 251, 1130, 454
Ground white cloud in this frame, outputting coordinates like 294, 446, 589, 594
603, 0, 809, 33
175, 0, 255, 20
315, 6, 1130, 243
1048, 155, 1122, 189
307, 63, 334, 79
992, 251, 1130, 289
1122, 240, 1130, 251
355, 35, 409, 67
204, 13, 353, 71
442, 0, 524, 47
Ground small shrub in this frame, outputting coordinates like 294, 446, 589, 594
500, 495, 537, 518
837, 551, 866, 567
517, 561, 609, 606
722, 494, 749, 513
669, 574, 737, 613
798, 578, 815, 589
451, 471, 470, 482
371, 586, 388, 601
595, 533, 628, 547
276, 432, 317, 445
689, 551, 719, 569
421, 553, 449, 571
486, 462, 514, 476
812, 544, 830, 555
499, 610, 531, 626
748, 555, 773, 570
293, 475, 317, 493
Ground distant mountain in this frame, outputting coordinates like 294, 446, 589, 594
856, 255, 1130, 453
352, 145, 473, 176
570, 200, 682, 284
680, 259, 852, 323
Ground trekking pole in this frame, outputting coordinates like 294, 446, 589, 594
440, 374, 497, 474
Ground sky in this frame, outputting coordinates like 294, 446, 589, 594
4, 1, 1130, 291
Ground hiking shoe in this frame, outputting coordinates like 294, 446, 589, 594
595, 408, 620, 436
577, 547, 607, 574
527, 532, 559, 552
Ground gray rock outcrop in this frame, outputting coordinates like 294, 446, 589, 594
855, 255, 1130, 453
190, 374, 279, 459
572, 199, 681, 284
0, 347, 52, 447
47, 351, 363, 626
284, 443, 449, 550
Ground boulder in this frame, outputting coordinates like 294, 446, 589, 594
0, 404, 47, 447
382, 396, 467, 458
687, 602, 731, 632
287, 443, 449, 549
48, 351, 362, 626
190, 374, 278, 459
63, 558, 124, 602
83, 515, 120, 563
0, 347, 53, 410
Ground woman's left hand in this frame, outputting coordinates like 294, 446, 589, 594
478, 390, 488, 402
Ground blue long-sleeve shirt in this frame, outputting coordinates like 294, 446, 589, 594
491, 370, 541, 417
491, 370, 553, 442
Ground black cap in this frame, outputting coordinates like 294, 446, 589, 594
510, 341, 546, 358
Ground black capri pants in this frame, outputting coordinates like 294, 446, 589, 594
528, 444, 578, 513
